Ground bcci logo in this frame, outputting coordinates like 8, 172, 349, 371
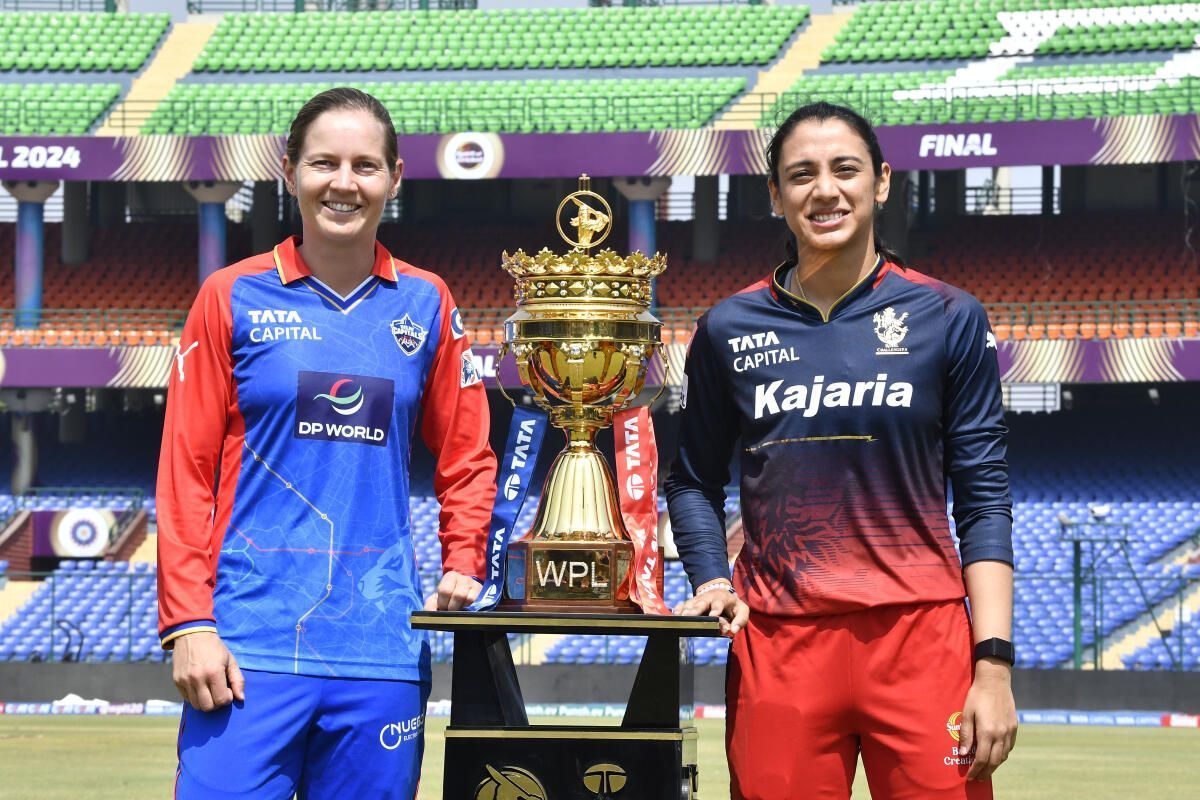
391, 314, 428, 356
873, 306, 910, 355
474, 764, 547, 800
313, 378, 364, 416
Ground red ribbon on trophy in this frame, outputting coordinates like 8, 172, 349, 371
614, 406, 671, 615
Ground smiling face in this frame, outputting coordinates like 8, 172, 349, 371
768, 118, 891, 258
282, 108, 402, 248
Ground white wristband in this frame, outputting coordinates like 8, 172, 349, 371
695, 579, 736, 597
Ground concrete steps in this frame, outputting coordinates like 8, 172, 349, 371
714, 11, 855, 131
0, 580, 41, 626
97, 23, 218, 136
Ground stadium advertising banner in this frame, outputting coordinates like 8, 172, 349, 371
0, 115, 1193, 182
0, 340, 1197, 388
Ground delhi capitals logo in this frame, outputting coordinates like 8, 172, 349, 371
873, 307, 910, 355
314, 378, 365, 416
391, 314, 427, 356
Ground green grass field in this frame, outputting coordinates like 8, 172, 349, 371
0, 716, 1196, 798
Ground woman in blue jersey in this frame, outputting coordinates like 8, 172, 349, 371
157, 88, 496, 799
667, 102, 1017, 799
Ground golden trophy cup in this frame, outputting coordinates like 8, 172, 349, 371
498, 175, 666, 613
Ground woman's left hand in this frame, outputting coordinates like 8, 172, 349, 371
960, 659, 1018, 781
424, 571, 482, 611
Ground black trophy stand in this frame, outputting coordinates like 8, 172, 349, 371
411, 611, 723, 799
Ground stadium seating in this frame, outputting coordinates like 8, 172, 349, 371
768, 65, 1200, 126
0, 12, 167, 72
143, 77, 746, 136
193, 7, 808, 73
0, 83, 120, 135
821, 0, 1200, 64
0, 561, 164, 663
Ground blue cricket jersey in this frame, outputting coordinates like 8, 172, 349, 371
157, 237, 496, 680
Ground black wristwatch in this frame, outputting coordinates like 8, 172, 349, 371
974, 638, 1016, 666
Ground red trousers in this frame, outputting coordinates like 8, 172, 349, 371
726, 600, 993, 800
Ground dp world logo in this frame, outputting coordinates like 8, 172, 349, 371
474, 764, 546, 800
313, 378, 365, 416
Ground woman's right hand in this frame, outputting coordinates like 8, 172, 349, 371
171, 631, 245, 711
674, 583, 750, 638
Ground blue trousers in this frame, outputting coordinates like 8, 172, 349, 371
175, 669, 428, 799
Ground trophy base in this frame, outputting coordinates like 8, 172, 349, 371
500, 540, 640, 614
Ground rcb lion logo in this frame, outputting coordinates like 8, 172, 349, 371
873, 307, 910, 354
474, 764, 547, 800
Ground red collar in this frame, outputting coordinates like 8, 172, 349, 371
271, 236, 398, 284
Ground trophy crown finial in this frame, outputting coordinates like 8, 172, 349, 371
556, 179, 612, 252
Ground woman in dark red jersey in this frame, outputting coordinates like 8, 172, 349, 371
667, 102, 1017, 799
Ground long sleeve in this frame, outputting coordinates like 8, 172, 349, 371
943, 296, 1013, 567
665, 314, 739, 590
157, 272, 237, 646
419, 299, 498, 580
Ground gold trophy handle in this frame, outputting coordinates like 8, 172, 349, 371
494, 341, 519, 409
646, 343, 671, 408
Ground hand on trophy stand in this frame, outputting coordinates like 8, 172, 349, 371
498, 175, 668, 614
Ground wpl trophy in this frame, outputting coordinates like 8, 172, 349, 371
497, 175, 666, 614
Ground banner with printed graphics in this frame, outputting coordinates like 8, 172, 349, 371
4, 117, 1200, 183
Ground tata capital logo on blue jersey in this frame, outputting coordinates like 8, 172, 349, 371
295, 371, 394, 446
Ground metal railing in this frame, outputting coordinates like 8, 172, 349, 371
1, 569, 1196, 667
97, 92, 737, 137
0, 308, 187, 331
0, 0, 110, 10
985, 299, 1200, 329
11, 487, 146, 544
1015, 573, 1200, 671
68, 76, 1200, 138
186, 0, 475, 12
965, 186, 1058, 216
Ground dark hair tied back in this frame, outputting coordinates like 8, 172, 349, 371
286, 87, 399, 171
766, 101, 905, 267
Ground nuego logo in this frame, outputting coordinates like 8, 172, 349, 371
583, 762, 627, 796
450, 307, 466, 339
873, 307, 910, 355
314, 378, 364, 416
378, 714, 423, 750
474, 764, 547, 800
947, 711, 963, 742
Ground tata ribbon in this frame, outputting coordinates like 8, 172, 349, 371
466, 405, 548, 612
614, 406, 671, 615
